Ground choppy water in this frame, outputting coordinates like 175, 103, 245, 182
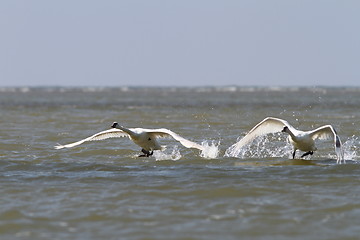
1, 86, 360, 240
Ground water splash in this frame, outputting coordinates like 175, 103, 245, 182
340, 136, 359, 162
225, 134, 292, 158
153, 146, 182, 161
200, 140, 220, 159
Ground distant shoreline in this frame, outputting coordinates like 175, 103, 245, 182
1, 85, 359, 94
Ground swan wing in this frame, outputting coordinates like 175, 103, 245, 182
145, 128, 204, 151
309, 125, 344, 162
310, 125, 337, 140
236, 117, 290, 147
55, 128, 128, 149
227, 117, 291, 155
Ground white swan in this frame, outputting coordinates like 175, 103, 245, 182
55, 122, 204, 157
226, 117, 344, 163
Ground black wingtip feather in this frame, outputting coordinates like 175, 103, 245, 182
335, 136, 341, 148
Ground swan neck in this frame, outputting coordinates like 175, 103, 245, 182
116, 125, 134, 136
285, 128, 296, 140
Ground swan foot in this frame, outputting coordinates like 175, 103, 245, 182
300, 151, 314, 158
139, 149, 153, 157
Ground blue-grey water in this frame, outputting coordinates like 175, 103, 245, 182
0, 87, 359, 240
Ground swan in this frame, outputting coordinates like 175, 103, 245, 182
226, 117, 344, 163
55, 122, 204, 157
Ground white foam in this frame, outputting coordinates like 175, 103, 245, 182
225, 134, 292, 158
153, 146, 182, 161
200, 140, 220, 159
341, 136, 359, 162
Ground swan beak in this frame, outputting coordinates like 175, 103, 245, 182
111, 122, 119, 128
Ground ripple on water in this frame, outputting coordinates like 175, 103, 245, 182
1, 88, 360, 239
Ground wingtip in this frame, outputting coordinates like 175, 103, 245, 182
54, 144, 64, 150
335, 135, 342, 148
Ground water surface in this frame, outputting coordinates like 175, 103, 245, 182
0, 87, 359, 240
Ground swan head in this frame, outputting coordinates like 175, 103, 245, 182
281, 126, 289, 133
111, 122, 119, 128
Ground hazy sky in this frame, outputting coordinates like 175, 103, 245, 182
1, 0, 359, 87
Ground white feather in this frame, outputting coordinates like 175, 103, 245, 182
54, 128, 128, 149
226, 117, 344, 163
55, 123, 204, 154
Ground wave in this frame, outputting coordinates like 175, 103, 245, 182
2, 86, 360, 94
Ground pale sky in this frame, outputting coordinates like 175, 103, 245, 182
1, 0, 359, 87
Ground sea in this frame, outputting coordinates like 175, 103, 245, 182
0, 86, 359, 240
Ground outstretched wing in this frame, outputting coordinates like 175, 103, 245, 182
55, 128, 129, 149
234, 117, 290, 148
226, 117, 291, 156
144, 128, 204, 151
309, 125, 344, 163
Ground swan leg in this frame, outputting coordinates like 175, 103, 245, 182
139, 149, 152, 157
292, 149, 297, 159
300, 151, 314, 158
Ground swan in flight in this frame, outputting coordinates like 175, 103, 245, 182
226, 117, 344, 163
55, 122, 205, 157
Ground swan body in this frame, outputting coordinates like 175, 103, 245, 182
226, 117, 344, 163
55, 122, 204, 157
